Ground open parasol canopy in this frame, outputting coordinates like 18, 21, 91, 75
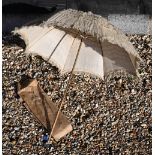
14, 9, 142, 141
14, 9, 141, 79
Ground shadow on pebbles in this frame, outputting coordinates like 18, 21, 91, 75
2, 34, 151, 154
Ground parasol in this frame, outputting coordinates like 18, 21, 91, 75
14, 9, 141, 141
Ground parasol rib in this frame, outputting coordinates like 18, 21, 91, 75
47, 33, 67, 61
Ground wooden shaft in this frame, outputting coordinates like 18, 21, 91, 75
48, 38, 82, 142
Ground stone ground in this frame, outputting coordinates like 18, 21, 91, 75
2, 34, 152, 154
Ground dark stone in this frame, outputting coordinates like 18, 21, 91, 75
148, 126, 152, 133
42, 134, 49, 143
115, 149, 120, 154
133, 120, 141, 127
142, 79, 147, 87
70, 91, 77, 98
109, 146, 113, 155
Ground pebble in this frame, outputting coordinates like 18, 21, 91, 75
2, 34, 151, 154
